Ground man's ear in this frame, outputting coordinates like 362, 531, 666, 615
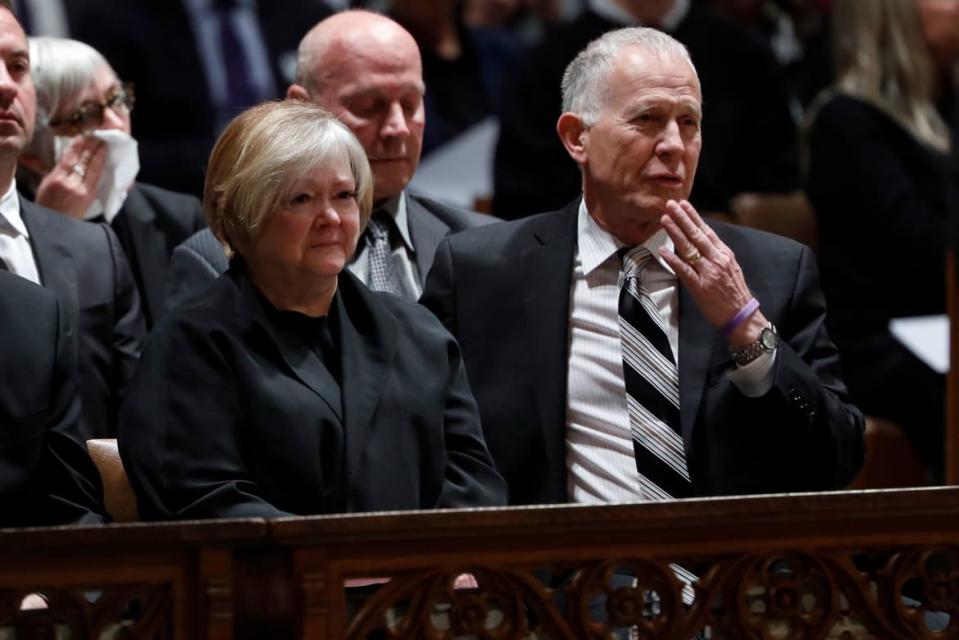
287, 84, 309, 101
557, 113, 588, 165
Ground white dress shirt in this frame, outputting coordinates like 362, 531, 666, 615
0, 181, 40, 284
348, 191, 422, 299
566, 199, 775, 504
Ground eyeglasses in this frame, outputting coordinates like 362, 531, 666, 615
49, 82, 136, 135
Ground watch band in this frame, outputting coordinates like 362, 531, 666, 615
731, 324, 777, 367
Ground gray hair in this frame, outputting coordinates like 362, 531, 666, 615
24, 37, 115, 167
825, 0, 949, 153
204, 100, 374, 256
561, 27, 697, 125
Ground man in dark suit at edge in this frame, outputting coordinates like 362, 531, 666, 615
0, 1, 145, 441
421, 27, 864, 507
167, 10, 495, 308
0, 270, 105, 526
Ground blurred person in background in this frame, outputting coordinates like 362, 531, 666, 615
391, 0, 521, 155
71, 0, 333, 196
17, 37, 204, 329
802, 0, 959, 482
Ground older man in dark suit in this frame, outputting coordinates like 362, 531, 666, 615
167, 10, 495, 308
0, 3, 144, 441
0, 270, 105, 526
422, 27, 864, 506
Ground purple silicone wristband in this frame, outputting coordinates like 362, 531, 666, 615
721, 297, 760, 337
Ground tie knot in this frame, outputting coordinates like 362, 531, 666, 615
366, 209, 392, 242
620, 246, 652, 279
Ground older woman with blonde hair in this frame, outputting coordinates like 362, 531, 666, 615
119, 100, 506, 519
803, 0, 958, 481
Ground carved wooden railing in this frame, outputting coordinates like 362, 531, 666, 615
2, 487, 958, 639
0, 518, 267, 639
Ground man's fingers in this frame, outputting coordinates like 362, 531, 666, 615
660, 212, 703, 268
666, 199, 715, 257
659, 246, 698, 283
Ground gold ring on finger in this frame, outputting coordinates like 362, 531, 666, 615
684, 249, 702, 264
71, 163, 86, 178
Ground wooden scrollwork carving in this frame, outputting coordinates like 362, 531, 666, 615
347, 565, 575, 639
342, 546, 959, 640
0, 583, 172, 639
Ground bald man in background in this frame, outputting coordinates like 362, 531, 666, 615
167, 11, 495, 307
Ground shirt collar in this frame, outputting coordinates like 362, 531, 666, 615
587, 0, 690, 31
0, 180, 26, 238
577, 197, 674, 276
376, 191, 415, 253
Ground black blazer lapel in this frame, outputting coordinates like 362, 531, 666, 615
335, 273, 398, 495
20, 198, 79, 334
406, 193, 450, 280
677, 287, 721, 450
519, 201, 579, 474
236, 271, 343, 422
114, 186, 168, 325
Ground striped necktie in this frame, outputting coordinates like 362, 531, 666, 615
618, 246, 694, 500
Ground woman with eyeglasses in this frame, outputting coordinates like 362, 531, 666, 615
17, 37, 206, 329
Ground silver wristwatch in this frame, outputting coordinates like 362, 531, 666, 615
731, 323, 778, 366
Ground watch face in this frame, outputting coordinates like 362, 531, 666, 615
760, 327, 778, 350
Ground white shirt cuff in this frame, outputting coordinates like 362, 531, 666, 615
728, 348, 777, 397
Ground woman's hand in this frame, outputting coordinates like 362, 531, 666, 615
35, 136, 107, 219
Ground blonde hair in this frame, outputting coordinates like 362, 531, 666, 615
829, 0, 949, 152
204, 100, 374, 256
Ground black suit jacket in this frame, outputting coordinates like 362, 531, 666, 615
421, 200, 864, 505
72, 0, 332, 195
110, 182, 205, 328
165, 191, 497, 309
21, 198, 146, 441
804, 93, 948, 470
0, 271, 105, 527
120, 262, 506, 520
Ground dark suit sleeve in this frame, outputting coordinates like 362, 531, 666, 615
693, 245, 865, 494
101, 223, 147, 401
40, 296, 107, 525
165, 242, 224, 311
435, 330, 508, 508
119, 319, 292, 520
420, 237, 457, 334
